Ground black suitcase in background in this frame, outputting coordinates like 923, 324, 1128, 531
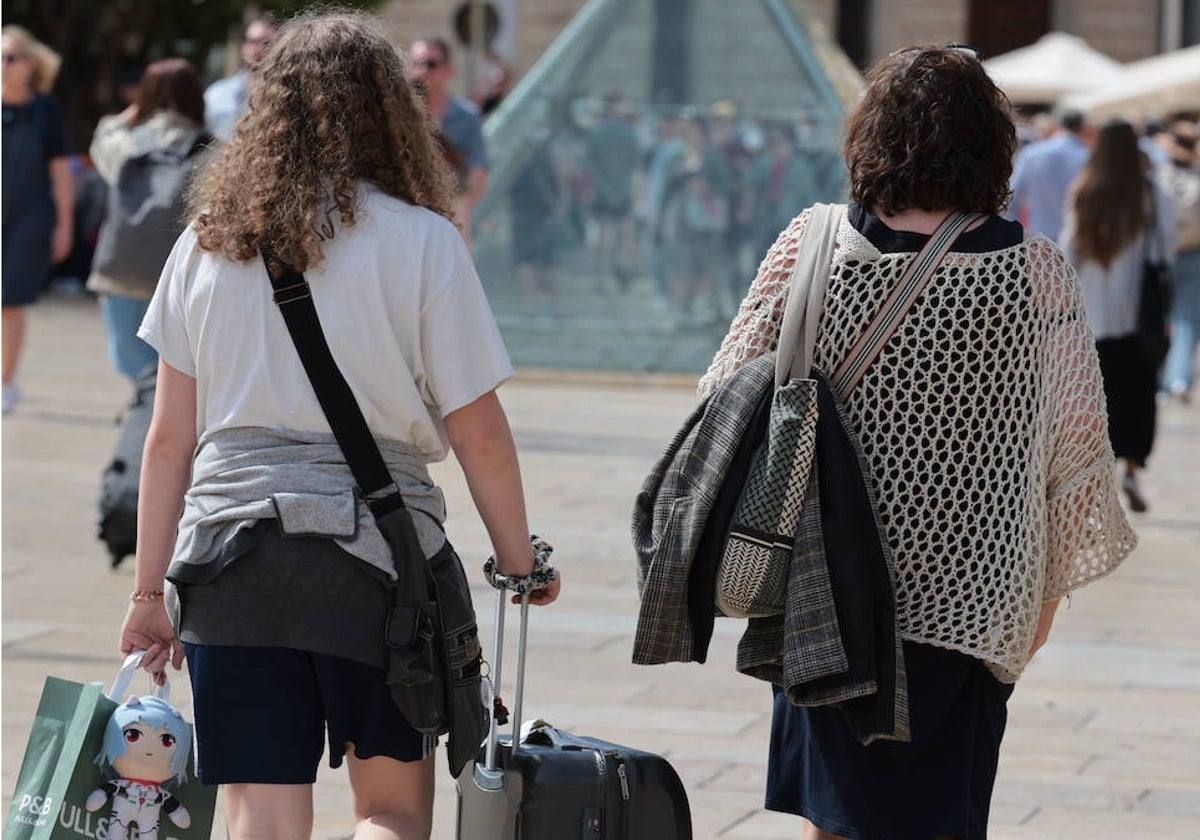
98, 365, 156, 568
456, 591, 692, 840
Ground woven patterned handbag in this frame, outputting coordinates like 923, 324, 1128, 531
714, 208, 983, 618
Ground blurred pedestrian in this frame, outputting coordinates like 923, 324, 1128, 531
670, 117, 734, 321
1156, 119, 1200, 403
115, 60, 144, 108
510, 134, 566, 317
1061, 119, 1177, 513
746, 124, 818, 264
409, 36, 488, 245
585, 92, 639, 291
2, 25, 73, 416
640, 113, 688, 310
87, 58, 207, 382
203, 16, 276, 142
118, 12, 558, 839
702, 45, 1135, 839
475, 46, 511, 117
1005, 108, 1091, 240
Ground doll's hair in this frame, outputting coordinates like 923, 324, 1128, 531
95, 696, 191, 786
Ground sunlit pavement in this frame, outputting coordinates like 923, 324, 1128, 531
4, 293, 1199, 838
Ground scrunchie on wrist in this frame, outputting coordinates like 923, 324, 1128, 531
483, 535, 557, 594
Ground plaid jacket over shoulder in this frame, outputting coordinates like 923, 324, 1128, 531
631, 354, 774, 664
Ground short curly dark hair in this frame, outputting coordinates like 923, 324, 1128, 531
843, 46, 1016, 216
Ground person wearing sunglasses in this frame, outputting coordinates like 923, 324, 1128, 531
409, 36, 489, 246
203, 16, 277, 143
1, 25, 74, 416
700, 44, 1135, 839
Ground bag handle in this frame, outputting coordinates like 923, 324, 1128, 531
108, 651, 171, 703
260, 252, 405, 520
775, 204, 845, 385
829, 210, 985, 397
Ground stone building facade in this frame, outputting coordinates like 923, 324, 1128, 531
382, 0, 1193, 93
803, 0, 1177, 65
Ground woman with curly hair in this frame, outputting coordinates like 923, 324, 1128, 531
2, 25, 73, 414
117, 11, 559, 839
1060, 119, 1176, 513
701, 46, 1135, 838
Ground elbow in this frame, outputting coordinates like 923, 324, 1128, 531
143, 421, 196, 464
448, 421, 509, 464
444, 392, 514, 466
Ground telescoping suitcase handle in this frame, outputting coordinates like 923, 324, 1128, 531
483, 589, 531, 773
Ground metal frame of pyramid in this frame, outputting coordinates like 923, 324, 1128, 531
472, 0, 857, 373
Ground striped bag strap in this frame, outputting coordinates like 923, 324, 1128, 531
829, 210, 986, 397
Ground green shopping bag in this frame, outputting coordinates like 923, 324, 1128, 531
5, 654, 217, 840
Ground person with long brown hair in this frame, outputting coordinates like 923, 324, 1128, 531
1061, 119, 1177, 513
115, 11, 559, 839
88, 57, 207, 381
701, 46, 1135, 839
1, 25, 73, 415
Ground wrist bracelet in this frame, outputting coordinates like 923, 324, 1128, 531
483, 535, 557, 594
130, 589, 164, 603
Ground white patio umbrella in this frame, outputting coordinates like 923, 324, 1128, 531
982, 32, 1126, 105
1062, 44, 1200, 119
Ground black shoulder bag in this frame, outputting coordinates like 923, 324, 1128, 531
1138, 182, 1173, 367
262, 252, 487, 777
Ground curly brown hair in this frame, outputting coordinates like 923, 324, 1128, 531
189, 9, 456, 272
843, 46, 1016, 216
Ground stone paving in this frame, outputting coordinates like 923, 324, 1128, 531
3, 293, 1200, 839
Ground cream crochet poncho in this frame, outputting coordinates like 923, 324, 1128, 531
700, 208, 1137, 682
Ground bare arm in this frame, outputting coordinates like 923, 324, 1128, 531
444, 389, 559, 606
1027, 598, 1061, 662
119, 360, 197, 678
48, 157, 74, 263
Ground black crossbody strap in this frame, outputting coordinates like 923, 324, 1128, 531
262, 252, 404, 519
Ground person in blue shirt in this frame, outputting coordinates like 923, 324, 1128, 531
409, 36, 488, 245
203, 17, 277, 142
1004, 109, 1091, 241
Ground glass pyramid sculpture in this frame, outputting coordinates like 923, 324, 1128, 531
473, 0, 860, 373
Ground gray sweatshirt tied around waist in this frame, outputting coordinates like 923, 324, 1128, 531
164, 426, 448, 619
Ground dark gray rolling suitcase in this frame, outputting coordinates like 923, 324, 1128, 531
456, 592, 692, 840
97, 364, 156, 568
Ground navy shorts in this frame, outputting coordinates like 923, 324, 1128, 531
184, 644, 433, 785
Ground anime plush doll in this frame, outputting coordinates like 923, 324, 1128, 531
87, 695, 192, 840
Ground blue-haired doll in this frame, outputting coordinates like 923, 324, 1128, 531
87, 695, 192, 840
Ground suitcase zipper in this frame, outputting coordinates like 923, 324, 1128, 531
616, 760, 630, 800
599, 749, 630, 801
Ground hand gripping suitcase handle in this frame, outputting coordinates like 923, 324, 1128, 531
484, 589, 530, 772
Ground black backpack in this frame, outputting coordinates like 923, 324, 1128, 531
91, 130, 208, 290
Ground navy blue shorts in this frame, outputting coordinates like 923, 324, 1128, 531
184, 644, 433, 785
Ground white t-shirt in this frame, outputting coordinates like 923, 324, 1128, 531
138, 184, 513, 462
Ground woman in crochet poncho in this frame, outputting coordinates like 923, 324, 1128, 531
702, 46, 1136, 840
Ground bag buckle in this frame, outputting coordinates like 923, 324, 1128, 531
385, 605, 433, 649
